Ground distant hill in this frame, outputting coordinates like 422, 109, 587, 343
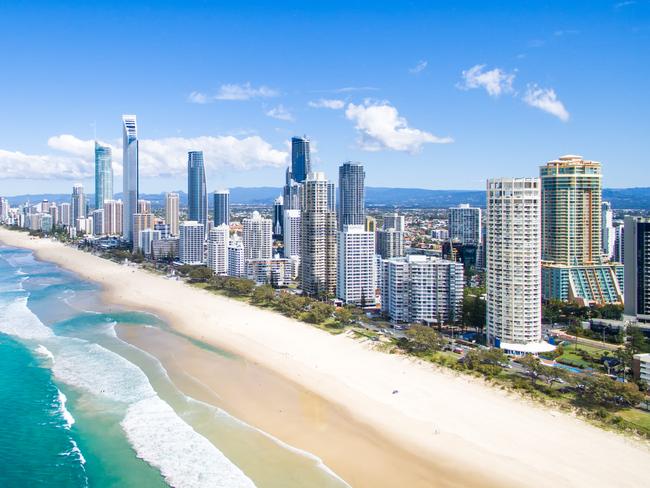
6, 187, 650, 209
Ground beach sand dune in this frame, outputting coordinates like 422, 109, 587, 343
2, 228, 649, 488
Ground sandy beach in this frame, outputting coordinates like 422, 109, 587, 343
2, 228, 649, 488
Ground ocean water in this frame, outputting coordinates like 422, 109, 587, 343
0, 245, 347, 488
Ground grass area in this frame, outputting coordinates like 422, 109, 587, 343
555, 343, 609, 369
617, 408, 650, 436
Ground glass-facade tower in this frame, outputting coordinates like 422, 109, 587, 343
291, 136, 311, 183
338, 162, 365, 230
188, 151, 207, 230
122, 115, 138, 242
94, 142, 113, 209
213, 189, 230, 226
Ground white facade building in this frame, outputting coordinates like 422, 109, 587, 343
245, 258, 293, 287
602, 201, 616, 260
381, 255, 464, 324
449, 203, 482, 245
228, 237, 245, 277
139, 229, 161, 256
283, 209, 301, 258
179, 221, 205, 265
165, 192, 180, 236
242, 211, 273, 260
337, 225, 376, 306
60, 202, 71, 227
207, 224, 230, 275
486, 178, 553, 354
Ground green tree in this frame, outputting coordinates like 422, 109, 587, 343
224, 277, 255, 296
251, 285, 275, 305
187, 266, 213, 282
519, 355, 546, 386
276, 292, 308, 318
304, 302, 334, 324
463, 348, 507, 377
462, 289, 486, 331
334, 307, 353, 327
578, 375, 644, 409
405, 325, 444, 354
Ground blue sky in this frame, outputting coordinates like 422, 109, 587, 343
0, 0, 648, 195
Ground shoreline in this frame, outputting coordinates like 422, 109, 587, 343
2, 228, 650, 488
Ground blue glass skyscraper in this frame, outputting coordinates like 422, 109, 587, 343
338, 162, 365, 230
122, 115, 138, 242
188, 151, 207, 230
213, 189, 230, 226
94, 142, 113, 209
291, 136, 311, 183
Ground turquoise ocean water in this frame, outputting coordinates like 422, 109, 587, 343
0, 245, 347, 488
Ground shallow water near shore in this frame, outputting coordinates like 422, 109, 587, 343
0, 245, 348, 487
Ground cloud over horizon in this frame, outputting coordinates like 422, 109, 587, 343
458, 64, 515, 97
0, 134, 288, 180
188, 82, 280, 103
345, 100, 453, 153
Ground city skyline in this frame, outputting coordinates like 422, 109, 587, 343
1, 1, 649, 195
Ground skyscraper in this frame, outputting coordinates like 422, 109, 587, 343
273, 196, 284, 236
132, 213, 154, 252
338, 162, 365, 230
179, 221, 205, 265
188, 151, 207, 230
486, 177, 552, 354
94, 142, 113, 209
137, 199, 151, 214
165, 192, 180, 236
228, 236, 245, 277
540, 155, 623, 304
337, 224, 376, 306
213, 189, 230, 227
601, 201, 616, 260
283, 209, 301, 258
449, 204, 482, 245
291, 136, 311, 183
382, 213, 405, 232
624, 217, 650, 322
300, 172, 337, 297
242, 211, 273, 260
60, 202, 71, 227
122, 115, 138, 242
283, 166, 301, 211
376, 228, 404, 259
207, 224, 230, 275
103, 199, 120, 236
71, 184, 85, 225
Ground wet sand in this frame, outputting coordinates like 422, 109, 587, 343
117, 323, 496, 488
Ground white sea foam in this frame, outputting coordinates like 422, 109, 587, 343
52, 341, 156, 404
0, 295, 54, 340
122, 397, 255, 488
62, 439, 86, 466
35, 344, 55, 362
57, 389, 75, 429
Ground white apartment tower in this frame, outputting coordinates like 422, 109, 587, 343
602, 201, 616, 260
283, 209, 301, 258
228, 237, 245, 277
207, 224, 230, 275
381, 255, 464, 324
242, 211, 273, 260
486, 178, 552, 354
337, 225, 376, 306
179, 221, 205, 265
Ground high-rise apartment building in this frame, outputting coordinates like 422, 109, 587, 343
300, 172, 337, 297
60, 202, 71, 227
486, 177, 552, 354
139, 229, 161, 256
228, 237, 245, 277
165, 192, 180, 236
376, 228, 405, 259
291, 136, 311, 183
71, 184, 85, 225
283, 167, 301, 211
601, 201, 616, 260
213, 189, 230, 227
624, 217, 650, 322
137, 199, 151, 214
337, 224, 376, 306
242, 211, 272, 260
122, 115, 138, 242
338, 162, 365, 230
207, 224, 230, 275
540, 155, 623, 304
614, 222, 625, 263
449, 204, 482, 245
365, 216, 377, 233
102, 200, 120, 236
273, 196, 284, 236
188, 151, 207, 230
94, 142, 113, 209
283, 209, 301, 258
48, 203, 58, 227
381, 255, 464, 324
179, 221, 205, 265
382, 213, 405, 232
92, 209, 104, 236
132, 213, 154, 252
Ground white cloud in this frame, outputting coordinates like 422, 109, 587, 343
458, 64, 515, 97
265, 105, 294, 121
0, 134, 288, 180
344, 100, 452, 153
188, 82, 279, 103
522, 85, 570, 122
409, 60, 428, 74
308, 98, 345, 109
